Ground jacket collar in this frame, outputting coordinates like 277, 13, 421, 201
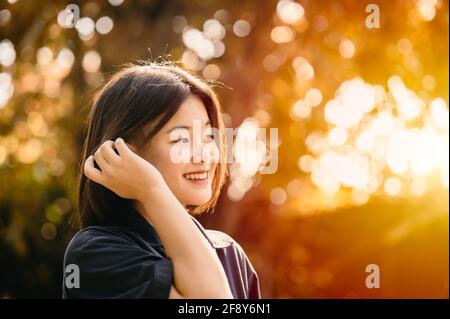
190, 215, 215, 248
113, 208, 163, 246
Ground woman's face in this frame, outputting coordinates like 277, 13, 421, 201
137, 94, 218, 208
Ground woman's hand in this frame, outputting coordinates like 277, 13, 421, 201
84, 138, 165, 202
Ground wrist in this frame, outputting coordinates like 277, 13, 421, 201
138, 181, 176, 224
137, 168, 165, 197
138, 176, 170, 203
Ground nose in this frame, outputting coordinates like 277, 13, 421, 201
192, 141, 202, 163
191, 139, 216, 165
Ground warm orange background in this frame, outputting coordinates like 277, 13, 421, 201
0, 0, 448, 298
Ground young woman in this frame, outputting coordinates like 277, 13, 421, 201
62, 61, 261, 299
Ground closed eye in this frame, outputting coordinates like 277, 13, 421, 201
171, 137, 190, 144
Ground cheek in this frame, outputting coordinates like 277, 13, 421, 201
153, 157, 185, 183
144, 145, 182, 180
153, 162, 187, 196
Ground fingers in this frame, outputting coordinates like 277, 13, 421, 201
85, 138, 131, 186
88, 138, 134, 181
94, 147, 109, 169
84, 155, 104, 184
115, 137, 133, 157
100, 140, 120, 163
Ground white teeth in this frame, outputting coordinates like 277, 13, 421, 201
184, 172, 208, 180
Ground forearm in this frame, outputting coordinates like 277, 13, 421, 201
140, 184, 233, 298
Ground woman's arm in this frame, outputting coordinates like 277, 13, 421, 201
169, 285, 184, 299
84, 138, 233, 299
139, 182, 233, 299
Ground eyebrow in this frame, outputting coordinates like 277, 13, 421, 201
166, 120, 211, 134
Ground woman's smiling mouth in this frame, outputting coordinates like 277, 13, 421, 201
183, 170, 209, 185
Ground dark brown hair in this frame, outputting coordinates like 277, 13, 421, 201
75, 61, 227, 229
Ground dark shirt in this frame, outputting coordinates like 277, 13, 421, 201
62, 210, 261, 299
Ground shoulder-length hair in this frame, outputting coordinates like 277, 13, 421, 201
75, 61, 228, 229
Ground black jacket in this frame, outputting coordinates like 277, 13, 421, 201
62, 210, 261, 299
